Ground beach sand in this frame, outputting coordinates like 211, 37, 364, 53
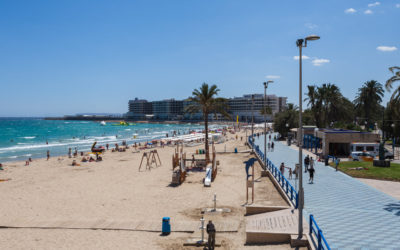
0, 130, 295, 249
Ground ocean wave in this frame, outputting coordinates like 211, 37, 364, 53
20, 136, 36, 139
23, 154, 32, 157
8, 156, 18, 159
124, 129, 131, 131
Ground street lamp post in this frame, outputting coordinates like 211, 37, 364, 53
392, 123, 396, 155
251, 94, 255, 152
296, 35, 320, 239
264, 81, 274, 164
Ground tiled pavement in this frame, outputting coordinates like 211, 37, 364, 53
254, 136, 400, 250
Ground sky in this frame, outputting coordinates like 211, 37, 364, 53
0, 0, 399, 117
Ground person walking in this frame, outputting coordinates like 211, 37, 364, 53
267, 142, 271, 151
207, 220, 216, 250
68, 148, 72, 158
47, 150, 50, 161
271, 141, 275, 152
304, 155, 310, 173
310, 157, 314, 171
280, 162, 285, 175
288, 168, 293, 180
308, 165, 315, 184
335, 157, 340, 171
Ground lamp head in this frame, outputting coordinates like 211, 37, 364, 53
267, 80, 274, 84
305, 35, 320, 41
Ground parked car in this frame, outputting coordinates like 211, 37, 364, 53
349, 151, 375, 162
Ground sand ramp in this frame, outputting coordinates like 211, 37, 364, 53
0, 218, 239, 233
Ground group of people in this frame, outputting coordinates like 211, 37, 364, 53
278, 155, 316, 183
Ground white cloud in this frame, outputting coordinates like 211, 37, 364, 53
345, 8, 357, 14
293, 55, 310, 60
368, 2, 380, 7
396, 4, 400, 8
376, 46, 398, 52
312, 58, 330, 66
266, 75, 280, 79
364, 9, 373, 14
305, 23, 318, 29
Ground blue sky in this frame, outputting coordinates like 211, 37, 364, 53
0, 0, 398, 116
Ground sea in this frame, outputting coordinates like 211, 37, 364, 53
0, 118, 216, 163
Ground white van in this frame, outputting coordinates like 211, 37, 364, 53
350, 143, 379, 157
350, 142, 394, 159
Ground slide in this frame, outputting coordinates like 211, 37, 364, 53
204, 165, 212, 187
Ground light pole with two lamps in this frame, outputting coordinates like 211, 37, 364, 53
296, 34, 320, 239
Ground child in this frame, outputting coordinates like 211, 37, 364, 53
288, 168, 293, 180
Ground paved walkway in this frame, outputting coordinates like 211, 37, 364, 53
254, 136, 400, 250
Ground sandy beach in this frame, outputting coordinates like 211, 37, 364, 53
0, 130, 295, 250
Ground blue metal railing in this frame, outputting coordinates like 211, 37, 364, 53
249, 135, 330, 250
310, 215, 330, 250
248, 135, 298, 208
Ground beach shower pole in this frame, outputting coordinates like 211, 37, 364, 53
296, 35, 319, 239
263, 81, 273, 164
200, 216, 205, 243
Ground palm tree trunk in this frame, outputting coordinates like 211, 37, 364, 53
204, 113, 210, 164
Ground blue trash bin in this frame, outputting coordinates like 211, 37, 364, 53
234, 148, 238, 153
162, 217, 171, 235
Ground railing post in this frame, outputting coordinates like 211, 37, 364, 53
309, 215, 313, 235
286, 181, 289, 192
317, 229, 322, 250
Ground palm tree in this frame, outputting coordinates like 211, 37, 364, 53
185, 83, 230, 163
386, 66, 400, 106
354, 80, 384, 125
305, 85, 321, 127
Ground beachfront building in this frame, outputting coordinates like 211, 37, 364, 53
152, 99, 184, 120
229, 94, 287, 122
126, 98, 153, 120
127, 94, 287, 121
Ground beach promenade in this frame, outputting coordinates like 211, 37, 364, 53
254, 136, 400, 250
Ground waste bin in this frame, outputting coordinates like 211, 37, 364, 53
325, 156, 329, 166
162, 217, 171, 235
234, 148, 238, 153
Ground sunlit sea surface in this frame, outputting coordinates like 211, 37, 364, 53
0, 118, 216, 163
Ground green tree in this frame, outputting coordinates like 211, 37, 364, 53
185, 83, 230, 162
354, 80, 384, 125
305, 83, 354, 128
273, 103, 298, 137
385, 66, 400, 102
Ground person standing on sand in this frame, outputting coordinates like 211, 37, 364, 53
0, 163, 3, 170
207, 220, 216, 250
47, 150, 50, 160
68, 148, 72, 158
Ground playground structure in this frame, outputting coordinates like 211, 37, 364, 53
171, 143, 219, 186
204, 144, 218, 187
171, 143, 186, 185
138, 150, 162, 171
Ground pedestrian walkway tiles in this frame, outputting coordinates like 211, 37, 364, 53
254, 136, 400, 250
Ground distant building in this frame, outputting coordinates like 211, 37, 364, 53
152, 99, 183, 120
126, 94, 287, 121
229, 94, 287, 122
126, 98, 153, 120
